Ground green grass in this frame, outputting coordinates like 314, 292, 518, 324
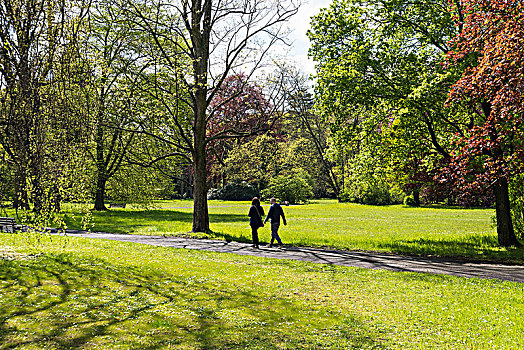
53, 199, 523, 263
1, 232, 523, 349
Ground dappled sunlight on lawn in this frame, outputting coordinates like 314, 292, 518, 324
57, 199, 522, 262
0, 241, 384, 349
1, 234, 524, 349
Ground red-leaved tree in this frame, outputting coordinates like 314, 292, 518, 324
207, 73, 275, 187
446, 0, 524, 246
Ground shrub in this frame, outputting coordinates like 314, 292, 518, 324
339, 178, 395, 205
262, 174, 313, 204
403, 195, 417, 206
207, 181, 258, 201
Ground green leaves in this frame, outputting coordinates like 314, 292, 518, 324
308, 0, 465, 203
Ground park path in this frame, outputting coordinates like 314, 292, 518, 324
56, 231, 524, 283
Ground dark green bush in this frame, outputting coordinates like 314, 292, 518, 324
207, 181, 259, 201
261, 174, 313, 204
403, 195, 418, 206
339, 179, 395, 205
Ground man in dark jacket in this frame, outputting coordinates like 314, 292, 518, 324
264, 197, 287, 248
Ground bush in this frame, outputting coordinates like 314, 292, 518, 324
262, 174, 313, 204
207, 181, 258, 201
403, 195, 417, 206
339, 178, 395, 205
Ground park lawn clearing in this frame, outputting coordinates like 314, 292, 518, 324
1, 232, 523, 349
59, 199, 524, 263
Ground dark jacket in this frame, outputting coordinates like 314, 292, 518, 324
248, 205, 265, 228
264, 203, 286, 225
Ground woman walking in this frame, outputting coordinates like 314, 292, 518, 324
248, 197, 264, 248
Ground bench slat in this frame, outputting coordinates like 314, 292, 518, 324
0, 217, 21, 233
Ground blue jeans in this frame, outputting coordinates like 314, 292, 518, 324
270, 222, 282, 245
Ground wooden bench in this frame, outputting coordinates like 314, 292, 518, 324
0, 217, 22, 233
109, 203, 126, 208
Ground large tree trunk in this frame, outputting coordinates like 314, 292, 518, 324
413, 189, 420, 207
30, 143, 44, 214
189, 0, 211, 232
94, 113, 108, 210
13, 167, 30, 210
493, 178, 521, 247
94, 175, 108, 211
191, 91, 210, 232
192, 140, 209, 232
94, 143, 108, 210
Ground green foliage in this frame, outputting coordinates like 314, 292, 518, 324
308, 0, 464, 206
106, 165, 175, 205
207, 181, 259, 201
223, 134, 278, 188
340, 180, 394, 206
337, 127, 403, 205
262, 172, 314, 204
403, 195, 417, 207
510, 174, 524, 239
224, 135, 326, 199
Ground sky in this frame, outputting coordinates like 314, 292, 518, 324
284, 0, 333, 76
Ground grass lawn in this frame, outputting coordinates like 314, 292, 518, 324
52, 199, 523, 263
1, 232, 523, 349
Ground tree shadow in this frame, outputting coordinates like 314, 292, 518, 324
377, 235, 524, 263
411, 204, 493, 211
209, 230, 254, 244
63, 210, 247, 233
0, 253, 387, 349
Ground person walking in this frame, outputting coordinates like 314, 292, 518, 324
264, 197, 287, 248
248, 197, 264, 248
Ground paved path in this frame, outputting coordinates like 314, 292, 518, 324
58, 231, 524, 283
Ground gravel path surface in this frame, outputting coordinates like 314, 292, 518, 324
57, 231, 524, 283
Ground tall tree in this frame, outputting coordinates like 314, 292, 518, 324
283, 67, 340, 197
127, 0, 299, 232
207, 73, 273, 188
307, 0, 463, 202
78, 0, 143, 210
0, 0, 89, 212
445, 0, 524, 246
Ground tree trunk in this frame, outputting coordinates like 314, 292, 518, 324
493, 178, 521, 247
94, 175, 108, 211
13, 168, 30, 210
413, 189, 420, 207
53, 185, 61, 212
31, 159, 44, 214
192, 97, 210, 232
94, 111, 108, 211
189, 0, 212, 232
192, 144, 209, 232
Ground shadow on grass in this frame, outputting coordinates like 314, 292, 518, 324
0, 253, 386, 349
64, 210, 247, 233
378, 235, 524, 263
209, 230, 254, 244
409, 204, 494, 211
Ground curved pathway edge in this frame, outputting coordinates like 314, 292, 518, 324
55, 231, 524, 283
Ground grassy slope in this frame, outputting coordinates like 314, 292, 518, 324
58, 200, 524, 262
1, 232, 523, 349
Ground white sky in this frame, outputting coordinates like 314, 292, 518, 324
283, 0, 333, 77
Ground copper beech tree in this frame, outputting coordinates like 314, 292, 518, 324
206, 73, 274, 188
445, 0, 524, 246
